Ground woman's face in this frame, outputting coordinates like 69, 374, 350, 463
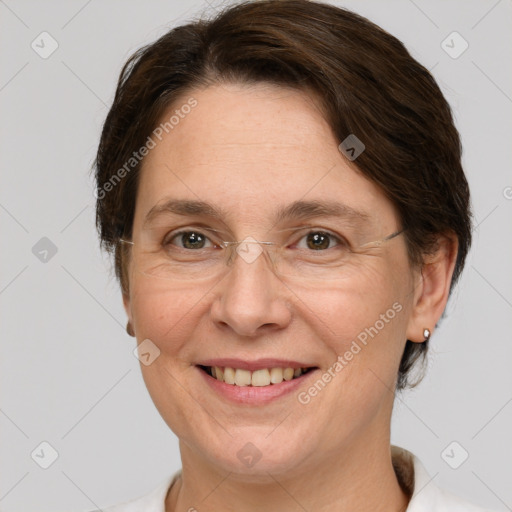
124, 82, 423, 476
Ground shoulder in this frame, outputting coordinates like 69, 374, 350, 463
87, 472, 179, 512
391, 446, 497, 512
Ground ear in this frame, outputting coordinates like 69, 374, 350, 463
123, 292, 135, 337
123, 292, 132, 321
406, 232, 458, 343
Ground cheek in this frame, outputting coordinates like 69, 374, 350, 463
129, 277, 210, 353
296, 265, 408, 440
298, 258, 410, 410
128, 279, 210, 437
292, 258, 407, 341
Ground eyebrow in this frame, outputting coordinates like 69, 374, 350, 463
275, 199, 370, 224
143, 198, 370, 227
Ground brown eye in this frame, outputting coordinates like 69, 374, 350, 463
306, 232, 331, 250
296, 231, 343, 251
166, 231, 213, 250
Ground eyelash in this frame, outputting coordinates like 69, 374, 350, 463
163, 227, 348, 251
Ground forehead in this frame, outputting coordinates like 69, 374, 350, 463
134, 83, 398, 230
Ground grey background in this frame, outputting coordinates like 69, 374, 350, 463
1, 0, 511, 510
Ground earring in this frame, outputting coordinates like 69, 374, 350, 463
126, 321, 135, 337
423, 328, 431, 341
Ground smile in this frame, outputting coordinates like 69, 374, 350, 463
198, 365, 315, 386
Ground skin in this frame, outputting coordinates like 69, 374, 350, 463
123, 82, 458, 512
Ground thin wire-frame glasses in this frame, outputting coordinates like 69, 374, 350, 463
119, 227, 406, 283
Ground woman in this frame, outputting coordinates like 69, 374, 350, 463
93, 1, 492, 510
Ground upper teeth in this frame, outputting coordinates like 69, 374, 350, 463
208, 366, 307, 386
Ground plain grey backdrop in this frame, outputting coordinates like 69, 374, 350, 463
1, 0, 511, 511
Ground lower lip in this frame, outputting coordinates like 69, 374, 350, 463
198, 367, 318, 405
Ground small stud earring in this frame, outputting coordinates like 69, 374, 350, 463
126, 321, 135, 337
423, 328, 431, 341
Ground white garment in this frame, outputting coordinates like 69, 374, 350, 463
95, 446, 495, 512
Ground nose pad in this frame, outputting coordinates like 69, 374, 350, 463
232, 237, 272, 265
222, 238, 284, 283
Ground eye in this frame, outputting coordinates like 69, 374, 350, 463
294, 230, 347, 251
164, 230, 216, 250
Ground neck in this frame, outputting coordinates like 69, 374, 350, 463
165, 436, 410, 512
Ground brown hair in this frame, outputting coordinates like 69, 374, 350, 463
94, 0, 472, 390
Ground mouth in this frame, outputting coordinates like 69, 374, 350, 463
197, 365, 317, 387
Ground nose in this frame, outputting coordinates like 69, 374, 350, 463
209, 243, 292, 337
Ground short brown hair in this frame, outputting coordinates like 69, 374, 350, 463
94, 0, 472, 390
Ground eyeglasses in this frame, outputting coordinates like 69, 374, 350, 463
119, 226, 405, 284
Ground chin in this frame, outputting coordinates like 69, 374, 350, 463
196, 427, 316, 478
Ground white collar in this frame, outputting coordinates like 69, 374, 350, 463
392, 445, 492, 511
